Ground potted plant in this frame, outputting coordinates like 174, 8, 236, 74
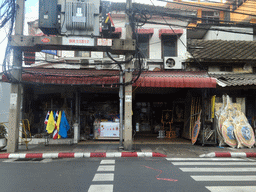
0, 124, 7, 149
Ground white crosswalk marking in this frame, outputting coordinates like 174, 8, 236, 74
192, 175, 256, 181
88, 184, 113, 192
180, 167, 256, 172
166, 158, 247, 161
100, 160, 115, 164
167, 157, 256, 192
206, 186, 256, 192
92, 173, 114, 181
88, 159, 116, 192
97, 165, 115, 172
172, 162, 256, 166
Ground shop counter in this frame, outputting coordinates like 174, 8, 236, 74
94, 121, 119, 140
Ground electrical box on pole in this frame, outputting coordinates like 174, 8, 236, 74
39, 0, 100, 36
39, 0, 60, 35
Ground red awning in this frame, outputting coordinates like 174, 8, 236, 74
159, 29, 183, 38
134, 71, 216, 88
136, 28, 154, 35
2, 68, 216, 88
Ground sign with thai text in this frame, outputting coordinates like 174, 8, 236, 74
62, 37, 94, 46
97, 38, 112, 46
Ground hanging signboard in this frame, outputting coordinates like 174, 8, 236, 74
62, 37, 95, 46
41, 50, 58, 55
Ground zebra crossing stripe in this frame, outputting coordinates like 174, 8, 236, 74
166, 158, 246, 161
88, 185, 113, 192
172, 162, 256, 166
97, 165, 115, 172
191, 175, 256, 181
200, 152, 256, 158
180, 167, 256, 172
100, 160, 115, 164
206, 186, 256, 192
92, 173, 114, 181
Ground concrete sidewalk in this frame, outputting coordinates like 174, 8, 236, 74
1, 141, 256, 158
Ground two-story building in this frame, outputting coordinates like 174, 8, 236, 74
3, 2, 218, 145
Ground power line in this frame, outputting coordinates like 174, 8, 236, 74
158, 0, 256, 17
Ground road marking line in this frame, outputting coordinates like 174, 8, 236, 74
206, 186, 256, 192
88, 184, 113, 192
180, 167, 256, 172
92, 173, 114, 181
172, 162, 256, 166
191, 175, 256, 181
97, 165, 115, 172
166, 158, 246, 161
100, 160, 115, 164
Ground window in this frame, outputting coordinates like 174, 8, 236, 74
220, 66, 232, 72
74, 51, 90, 57
202, 11, 220, 24
138, 35, 150, 58
162, 35, 177, 57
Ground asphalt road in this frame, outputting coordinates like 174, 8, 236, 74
0, 157, 256, 192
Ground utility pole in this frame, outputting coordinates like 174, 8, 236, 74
7, 0, 25, 153
124, 0, 133, 151
119, 71, 124, 149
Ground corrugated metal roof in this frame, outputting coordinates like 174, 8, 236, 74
210, 73, 256, 87
188, 40, 256, 61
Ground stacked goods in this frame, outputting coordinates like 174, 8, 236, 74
221, 111, 237, 148
215, 95, 255, 148
234, 111, 255, 148
215, 95, 226, 147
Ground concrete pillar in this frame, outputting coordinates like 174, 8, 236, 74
73, 123, 80, 144
123, 0, 133, 151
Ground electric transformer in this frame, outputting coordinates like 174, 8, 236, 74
39, 0, 100, 36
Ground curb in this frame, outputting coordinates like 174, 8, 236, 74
0, 152, 167, 159
199, 152, 256, 158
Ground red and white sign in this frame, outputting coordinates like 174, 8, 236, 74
62, 37, 94, 46
41, 38, 51, 43
97, 38, 112, 46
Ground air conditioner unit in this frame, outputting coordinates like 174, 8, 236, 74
101, 60, 116, 70
164, 57, 182, 69
214, 12, 219, 17
133, 59, 148, 70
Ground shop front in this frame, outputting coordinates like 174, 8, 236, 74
4, 68, 217, 144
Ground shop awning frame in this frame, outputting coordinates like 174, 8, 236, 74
136, 28, 154, 36
2, 68, 216, 88
159, 29, 184, 38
